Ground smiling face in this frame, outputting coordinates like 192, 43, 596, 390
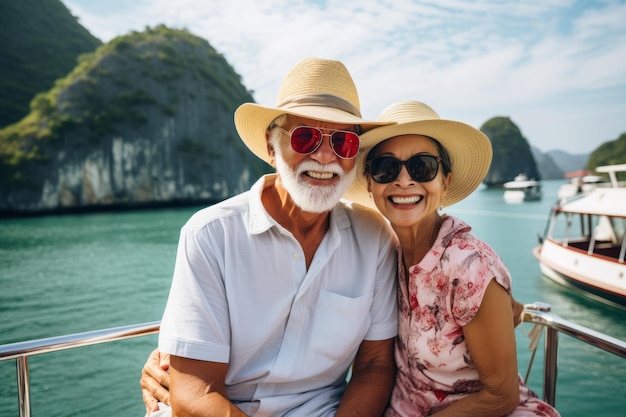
268, 115, 358, 213
367, 134, 451, 229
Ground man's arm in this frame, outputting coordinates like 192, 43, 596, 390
169, 355, 248, 417
335, 338, 396, 417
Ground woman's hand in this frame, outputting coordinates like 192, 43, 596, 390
140, 349, 171, 415
511, 296, 524, 327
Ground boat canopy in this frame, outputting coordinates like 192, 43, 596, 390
596, 164, 626, 188
558, 188, 626, 218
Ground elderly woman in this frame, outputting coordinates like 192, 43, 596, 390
345, 101, 560, 417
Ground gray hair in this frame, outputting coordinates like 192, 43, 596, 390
268, 114, 288, 147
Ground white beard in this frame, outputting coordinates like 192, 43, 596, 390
274, 146, 356, 213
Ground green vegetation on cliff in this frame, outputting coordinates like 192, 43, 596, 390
0, 25, 253, 188
587, 133, 626, 181
0, 0, 102, 128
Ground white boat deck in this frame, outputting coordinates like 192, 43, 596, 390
534, 163, 626, 308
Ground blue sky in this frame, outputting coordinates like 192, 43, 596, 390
62, 0, 626, 155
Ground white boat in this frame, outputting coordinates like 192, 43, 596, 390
532, 164, 626, 309
503, 173, 542, 203
557, 169, 608, 200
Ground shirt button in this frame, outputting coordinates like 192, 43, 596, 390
293, 253, 300, 260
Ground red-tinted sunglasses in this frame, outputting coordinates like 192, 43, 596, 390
277, 126, 361, 159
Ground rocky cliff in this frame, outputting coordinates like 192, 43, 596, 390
0, 26, 270, 215
481, 116, 540, 186
0, 0, 102, 127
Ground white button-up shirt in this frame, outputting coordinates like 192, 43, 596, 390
159, 174, 398, 416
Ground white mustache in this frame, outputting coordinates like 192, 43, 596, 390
296, 160, 344, 177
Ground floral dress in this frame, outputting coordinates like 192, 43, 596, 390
385, 215, 560, 417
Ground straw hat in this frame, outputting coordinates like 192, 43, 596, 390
343, 100, 492, 209
234, 57, 392, 164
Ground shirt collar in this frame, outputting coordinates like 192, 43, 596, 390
248, 174, 276, 235
247, 174, 351, 235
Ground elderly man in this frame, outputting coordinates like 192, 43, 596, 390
142, 57, 399, 417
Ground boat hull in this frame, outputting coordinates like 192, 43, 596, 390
533, 242, 626, 309
504, 189, 541, 203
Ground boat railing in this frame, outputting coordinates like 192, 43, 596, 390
0, 321, 160, 417
1, 305, 626, 417
588, 225, 616, 257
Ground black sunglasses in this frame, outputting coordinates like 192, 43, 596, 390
367, 154, 441, 184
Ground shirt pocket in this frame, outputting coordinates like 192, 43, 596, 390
309, 290, 371, 362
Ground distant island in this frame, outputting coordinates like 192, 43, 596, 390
480, 116, 625, 186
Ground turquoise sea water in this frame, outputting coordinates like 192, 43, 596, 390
1, 179, 624, 417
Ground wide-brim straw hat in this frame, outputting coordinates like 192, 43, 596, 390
343, 100, 492, 209
234, 57, 393, 164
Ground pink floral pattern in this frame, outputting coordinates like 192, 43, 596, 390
385, 215, 560, 417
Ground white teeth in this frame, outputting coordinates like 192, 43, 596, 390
391, 195, 422, 204
307, 171, 334, 180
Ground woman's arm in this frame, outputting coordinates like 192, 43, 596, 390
169, 355, 248, 417
336, 338, 396, 417
431, 279, 520, 416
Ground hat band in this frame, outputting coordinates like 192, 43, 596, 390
277, 94, 362, 117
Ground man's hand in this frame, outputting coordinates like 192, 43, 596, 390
140, 349, 171, 415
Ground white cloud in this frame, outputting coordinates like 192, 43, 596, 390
63, 0, 626, 154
